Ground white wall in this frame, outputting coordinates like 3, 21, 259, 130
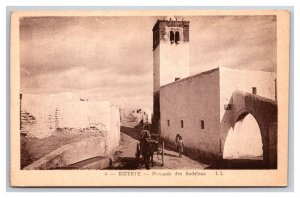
160, 69, 220, 154
21, 93, 120, 145
219, 67, 276, 121
219, 67, 276, 158
153, 42, 189, 92
107, 106, 121, 154
159, 67, 276, 159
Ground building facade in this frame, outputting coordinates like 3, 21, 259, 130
153, 18, 277, 164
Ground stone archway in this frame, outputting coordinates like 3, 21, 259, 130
220, 91, 277, 168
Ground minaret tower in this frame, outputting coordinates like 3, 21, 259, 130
152, 17, 190, 132
153, 16, 190, 92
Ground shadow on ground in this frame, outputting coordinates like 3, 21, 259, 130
120, 126, 140, 141
163, 153, 179, 158
206, 159, 265, 169
108, 157, 139, 170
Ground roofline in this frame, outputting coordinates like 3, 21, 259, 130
219, 66, 276, 74
159, 67, 220, 89
159, 66, 276, 90
152, 19, 190, 31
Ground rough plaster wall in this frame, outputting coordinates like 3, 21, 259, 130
21, 93, 72, 138
159, 42, 190, 88
160, 70, 220, 155
57, 101, 110, 130
21, 93, 114, 139
21, 111, 37, 135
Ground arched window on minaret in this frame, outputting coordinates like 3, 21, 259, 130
175, 31, 180, 44
170, 31, 174, 43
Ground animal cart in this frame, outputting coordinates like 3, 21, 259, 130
135, 133, 164, 169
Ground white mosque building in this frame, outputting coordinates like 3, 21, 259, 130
152, 17, 277, 166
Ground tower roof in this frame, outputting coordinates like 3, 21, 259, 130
152, 17, 190, 31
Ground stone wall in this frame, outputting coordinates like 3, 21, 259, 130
20, 111, 36, 136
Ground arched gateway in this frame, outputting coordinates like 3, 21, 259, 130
220, 91, 277, 169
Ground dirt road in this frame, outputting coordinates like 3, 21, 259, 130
110, 132, 208, 170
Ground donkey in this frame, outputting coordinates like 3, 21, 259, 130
136, 139, 158, 169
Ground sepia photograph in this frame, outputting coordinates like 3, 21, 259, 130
10, 10, 290, 187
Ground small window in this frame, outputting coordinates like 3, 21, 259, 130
167, 120, 170, 127
170, 31, 175, 43
181, 120, 184, 128
252, 87, 257, 95
201, 120, 204, 129
175, 31, 180, 44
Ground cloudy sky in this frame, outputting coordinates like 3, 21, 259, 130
20, 15, 276, 110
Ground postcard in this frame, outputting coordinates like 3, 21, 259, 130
10, 10, 290, 187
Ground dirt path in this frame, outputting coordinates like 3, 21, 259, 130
111, 132, 208, 170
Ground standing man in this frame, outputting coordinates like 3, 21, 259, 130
140, 125, 151, 143
175, 134, 184, 158
140, 125, 151, 169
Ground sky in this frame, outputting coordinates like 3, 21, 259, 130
20, 15, 277, 110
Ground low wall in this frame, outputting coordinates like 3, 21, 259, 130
21, 93, 121, 169
24, 136, 108, 170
